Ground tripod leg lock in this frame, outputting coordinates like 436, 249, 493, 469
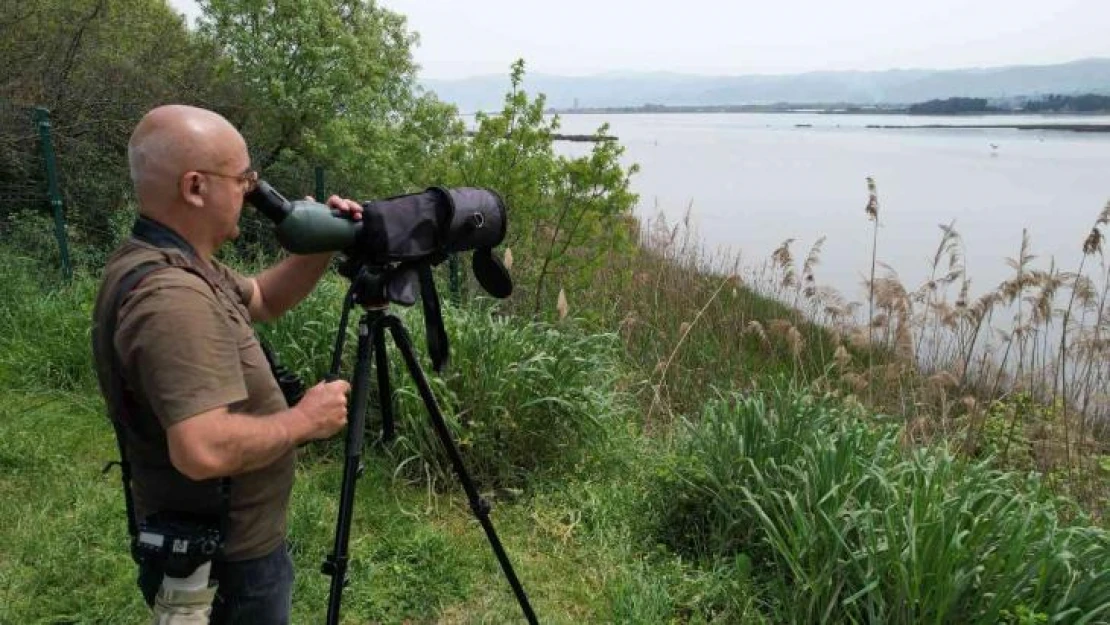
471, 496, 492, 517
321, 556, 349, 586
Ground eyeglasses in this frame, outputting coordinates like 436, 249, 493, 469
195, 168, 259, 194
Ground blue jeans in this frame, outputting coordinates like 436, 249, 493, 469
139, 543, 294, 625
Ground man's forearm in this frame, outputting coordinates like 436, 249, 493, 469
173, 407, 312, 479
253, 253, 333, 319
225, 408, 311, 475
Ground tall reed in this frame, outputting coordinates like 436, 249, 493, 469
1057, 202, 1110, 478
865, 176, 880, 395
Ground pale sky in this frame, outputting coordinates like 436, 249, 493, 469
167, 0, 1110, 79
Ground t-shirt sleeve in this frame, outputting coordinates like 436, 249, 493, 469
214, 260, 255, 308
116, 272, 248, 427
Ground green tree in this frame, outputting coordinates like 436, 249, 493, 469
198, 0, 455, 202
1, 0, 232, 262
429, 60, 639, 316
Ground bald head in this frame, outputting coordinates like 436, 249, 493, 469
128, 105, 246, 215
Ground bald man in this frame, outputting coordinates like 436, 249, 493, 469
92, 105, 358, 624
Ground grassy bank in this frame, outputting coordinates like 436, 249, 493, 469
0, 255, 673, 623
1, 232, 1108, 623
0, 387, 669, 624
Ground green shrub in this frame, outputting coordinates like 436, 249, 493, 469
260, 281, 629, 488
253, 272, 352, 383
654, 378, 1110, 624
1, 209, 62, 269
383, 302, 628, 489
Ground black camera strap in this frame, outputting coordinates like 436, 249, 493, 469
418, 264, 450, 373
101, 260, 233, 556
99, 261, 162, 543
100, 218, 236, 557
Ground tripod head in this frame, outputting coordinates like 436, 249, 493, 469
333, 253, 467, 373
337, 259, 417, 310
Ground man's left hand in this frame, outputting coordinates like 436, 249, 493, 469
307, 195, 363, 221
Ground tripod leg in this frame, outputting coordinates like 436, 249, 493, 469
327, 286, 357, 380
373, 321, 395, 443
383, 316, 539, 625
324, 314, 373, 625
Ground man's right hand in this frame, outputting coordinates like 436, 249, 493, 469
292, 379, 350, 442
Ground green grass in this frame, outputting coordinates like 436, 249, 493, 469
654, 378, 1110, 624
3, 247, 1108, 624
0, 388, 626, 624
0, 385, 745, 624
0, 393, 141, 624
0, 255, 100, 393
0, 253, 721, 623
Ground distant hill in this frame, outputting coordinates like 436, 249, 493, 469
421, 58, 1110, 113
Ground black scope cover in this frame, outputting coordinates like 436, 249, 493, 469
355, 186, 512, 299
356, 186, 507, 265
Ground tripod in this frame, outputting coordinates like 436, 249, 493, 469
320, 266, 538, 625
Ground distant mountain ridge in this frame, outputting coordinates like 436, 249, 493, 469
421, 58, 1110, 113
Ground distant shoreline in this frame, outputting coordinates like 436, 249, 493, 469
546, 107, 1110, 118
464, 129, 617, 142
535, 109, 1110, 135
862, 123, 1110, 133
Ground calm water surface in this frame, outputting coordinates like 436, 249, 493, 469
554, 113, 1110, 305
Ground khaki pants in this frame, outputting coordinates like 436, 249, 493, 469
150, 584, 218, 624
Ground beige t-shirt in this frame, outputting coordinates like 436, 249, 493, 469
93, 235, 294, 562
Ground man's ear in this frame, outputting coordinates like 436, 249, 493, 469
181, 172, 205, 208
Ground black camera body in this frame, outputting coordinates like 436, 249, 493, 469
260, 338, 306, 406
133, 512, 224, 578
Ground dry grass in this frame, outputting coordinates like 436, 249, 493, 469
578, 187, 1110, 516
772, 185, 1110, 512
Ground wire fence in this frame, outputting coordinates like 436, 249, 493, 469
0, 98, 320, 280
0, 100, 71, 278
0, 106, 464, 297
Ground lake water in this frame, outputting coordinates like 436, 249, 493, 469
552, 113, 1110, 308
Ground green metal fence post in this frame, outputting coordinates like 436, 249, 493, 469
33, 107, 72, 280
315, 166, 325, 201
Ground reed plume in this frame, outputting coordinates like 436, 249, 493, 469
864, 176, 880, 346
1056, 200, 1110, 476
916, 221, 962, 366
864, 177, 881, 404
771, 238, 797, 297
744, 319, 770, 348
799, 236, 826, 305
